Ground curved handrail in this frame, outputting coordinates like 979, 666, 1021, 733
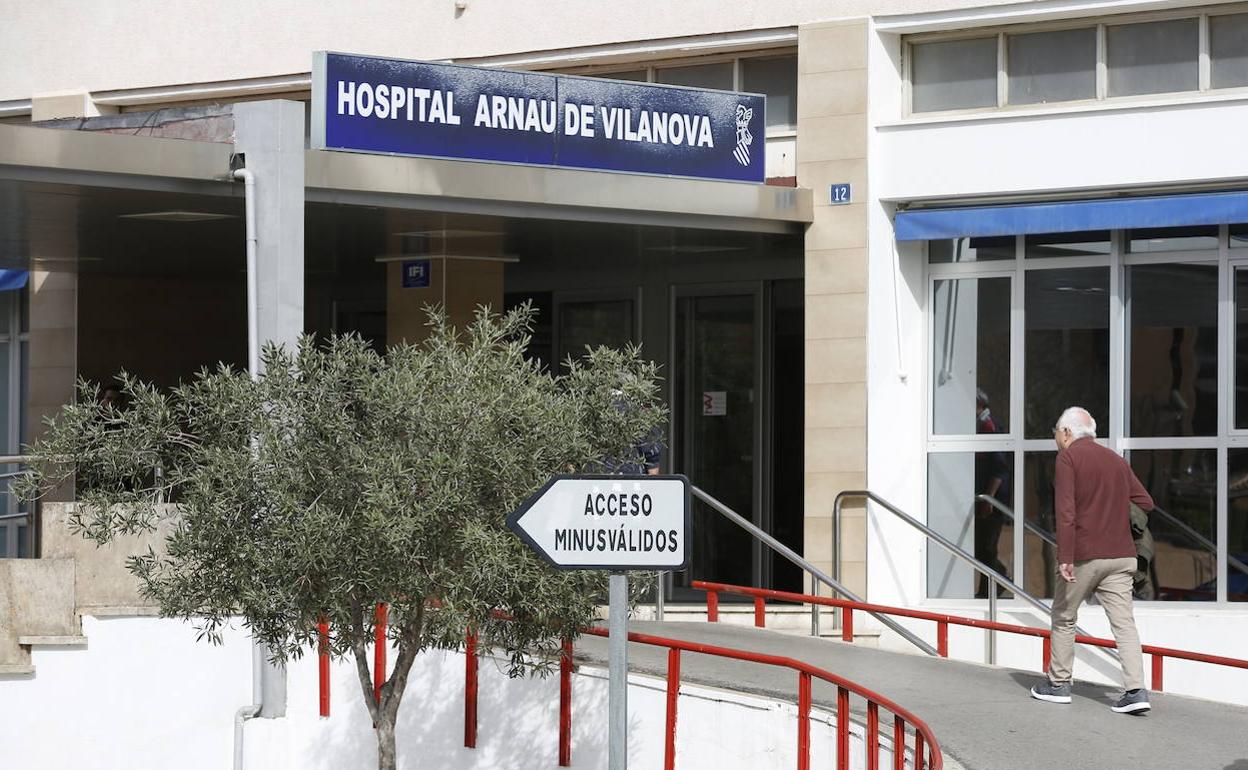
691, 484, 939, 657
694, 580, 1248, 695
580, 625, 943, 769
834, 489, 1114, 665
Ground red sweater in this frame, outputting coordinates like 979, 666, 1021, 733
1054, 437, 1154, 564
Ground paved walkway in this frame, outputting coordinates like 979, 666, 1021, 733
576, 621, 1248, 770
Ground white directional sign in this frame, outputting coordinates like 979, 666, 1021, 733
506, 474, 690, 571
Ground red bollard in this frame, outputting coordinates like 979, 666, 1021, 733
374, 603, 388, 705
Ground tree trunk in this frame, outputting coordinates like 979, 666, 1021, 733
376, 712, 398, 770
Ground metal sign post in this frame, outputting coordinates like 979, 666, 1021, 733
506, 474, 691, 770
608, 571, 628, 770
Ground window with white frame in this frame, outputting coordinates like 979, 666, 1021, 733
907, 9, 1248, 114
574, 53, 799, 132
926, 226, 1248, 604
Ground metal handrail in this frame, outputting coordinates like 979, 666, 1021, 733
835, 489, 1113, 666
691, 485, 939, 657
976, 495, 1057, 548
982, 494, 1248, 580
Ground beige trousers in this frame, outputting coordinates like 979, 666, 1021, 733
1047, 556, 1144, 692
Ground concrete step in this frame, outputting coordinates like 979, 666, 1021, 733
0, 558, 78, 672
18, 635, 87, 646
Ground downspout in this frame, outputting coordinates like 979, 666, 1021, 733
231, 165, 264, 770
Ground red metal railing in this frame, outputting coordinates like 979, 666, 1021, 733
694, 580, 1248, 693
316, 603, 944, 768
568, 626, 942, 770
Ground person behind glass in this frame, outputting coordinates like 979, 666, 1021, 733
1030, 406, 1154, 714
974, 388, 1010, 598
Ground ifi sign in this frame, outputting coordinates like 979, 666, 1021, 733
506, 475, 690, 571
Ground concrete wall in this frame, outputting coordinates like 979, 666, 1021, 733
0, 614, 886, 770
797, 20, 869, 598
38, 503, 170, 610
0, 0, 1035, 105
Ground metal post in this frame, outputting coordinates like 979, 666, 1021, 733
654, 572, 664, 622
986, 580, 997, 665
609, 572, 628, 770
811, 576, 820, 638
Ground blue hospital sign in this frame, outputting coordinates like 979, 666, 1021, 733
401, 259, 431, 289
311, 52, 766, 183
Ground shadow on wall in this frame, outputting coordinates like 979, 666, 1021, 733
302, 648, 611, 770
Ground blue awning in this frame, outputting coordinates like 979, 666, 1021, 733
894, 190, 1248, 241
0, 271, 28, 292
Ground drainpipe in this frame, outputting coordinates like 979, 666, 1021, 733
231, 165, 280, 770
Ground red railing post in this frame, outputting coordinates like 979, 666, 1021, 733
893, 716, 905, 770
836, 686, 850, 770
866, 702, 880, 770
464, 629, 478, 749
707, 590, 719, 623
374, 603, 388, 705
842, 607, 855, 642
317, 615, 330, 718
1042, 635, 1051, 673
936, 621, 948, 658
797, 672, 811, 770
755, 596, 766, 628
1152, 654, 1164, 692
559, 637, 572, 766
664, 648, 681, 770
915, 729, 926, 770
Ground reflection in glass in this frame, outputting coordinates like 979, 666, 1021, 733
557, 299, 634, 364
1024, 268, 1110, 438
1129, 449, 1217, 601
1023, 453, 1059, 599
932, 277, 1010, 435
1235, 268, 1248, 429
1231, 224, 1248, 249
1128, 226, 1218, 253
1024, 231, 1110, 258
928, 236, 1014, 264
1227, 449, 1248, 601
1127, 264, 1217, 437
927, 452, 1015, 599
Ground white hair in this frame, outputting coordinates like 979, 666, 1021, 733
1056, 406, 1097, 439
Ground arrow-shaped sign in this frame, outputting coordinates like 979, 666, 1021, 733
506, 474, 691, 571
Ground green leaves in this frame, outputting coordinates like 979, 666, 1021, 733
23, 304, 666, 671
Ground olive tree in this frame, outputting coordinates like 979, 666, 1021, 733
20, 305, 665, 770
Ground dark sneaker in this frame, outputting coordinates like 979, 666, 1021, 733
1111, 689, 1151, 714
1030, 681, 1072, 704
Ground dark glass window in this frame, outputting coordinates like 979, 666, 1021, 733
1024, 268, 1110, 438
1127, 263, 1217, 437
928, 236, 1014, 264
1129, 449, 1217, 601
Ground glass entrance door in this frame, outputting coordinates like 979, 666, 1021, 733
672, 287, 761, 591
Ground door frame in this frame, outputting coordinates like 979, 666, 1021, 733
667, 281, 768, 598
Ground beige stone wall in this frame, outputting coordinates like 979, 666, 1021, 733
797, 20, 869, 597
385, 212, 506, 346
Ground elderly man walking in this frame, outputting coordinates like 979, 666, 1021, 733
1030, 406, 1154, 714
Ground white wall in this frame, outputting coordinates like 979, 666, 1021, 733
862, 11, 1248, 705
0, 0, 1044, 104
0, 615, 253, 769
0, 614, 894, 770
